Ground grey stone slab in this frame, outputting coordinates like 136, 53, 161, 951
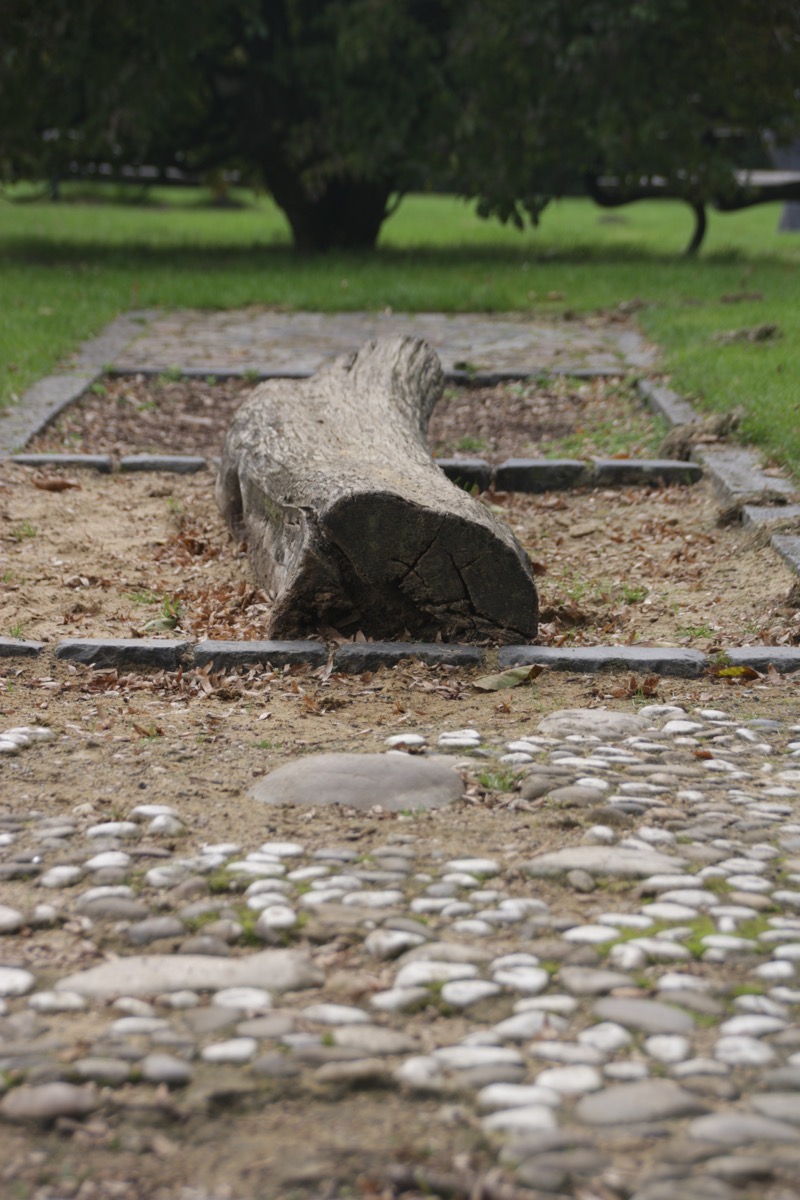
0, 638, 43, 658
494, 458, 588, 493
575, 1080, 708, 1125
771, 534, 800, 577
741, 504, 800, 528
193, 639, 327, 669
637, 380, 698, 427
537, 707, 650, 738
56, 948, 322, 997
110, 310, 636, 377
523, 845, 686, 880
54, 638, 190, 670
0, 371, 98, 458
688, 1113, 799, 1144
250, 751, 463, 812
333, 642, 483, 673
724, 646, 800, 674
592, 997, 695, 1034
119, 454, 208, 474
9, 454, 113, 473
498, 645, 707, 678
434, 459, 493, 492
694, 446, 797, 503
590, 458, 702, 486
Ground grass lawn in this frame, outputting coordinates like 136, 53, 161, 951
2, 184, 799, 476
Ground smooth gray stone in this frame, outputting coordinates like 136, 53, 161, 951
688, 1113, 799, 1143
181, 1007, 240, 1037
630, 1178, 732, 1200
593, 998, 695, 1034
119, 454, 207, 473
54, 638, 189, 670
524, 845, 686, 879
77, 897, 154, 921
499, 647, 707, 679
762, 1067, 800, 1090
538, 708, 651, 738
193, 639, 326, 669
494, 458, 588, 493
250, 752, 463, 812
0, 638, 44, 658
140, 1054, 193, 1087
332, 1027, 418, 1055
695, 445, 796, 503
72, 1057, 131, 1086
9, 453, 112, 473
576, 1080, 708, 1125
179, 935, 233, 956
749, 1092, 800, 1124
0, 1082, 98, 1124
591, 458, 702, 486
55, 949, 322, 997
548, 785, 607, 806
741, 503, 800, 528
333, 643, 483, 673
724, 646, 800, 675
558, 967, 634, 996
772, 534, 800, 579
126, 916, 186, 946
637, 379, 698, 427
435, 458, 493, 493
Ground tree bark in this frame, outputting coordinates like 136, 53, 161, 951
216, 337, 539, 643
267, 172, 393, 252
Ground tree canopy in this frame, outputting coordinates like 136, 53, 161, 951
2, 0, 799, 250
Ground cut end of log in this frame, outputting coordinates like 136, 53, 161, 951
217, 337, 539, 643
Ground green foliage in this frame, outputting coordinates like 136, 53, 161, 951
3, 2, 799, 250
9, 521, 37, 541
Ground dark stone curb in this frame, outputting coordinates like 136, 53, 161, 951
0, 638, 44, 658
8, 450, 702, 492
0, 312, 158, 459
498, 645, 708, 678
54, 638, 190, 670
332, 643, 484, 673
9, 453, 113, 473
725, 646, 800, 673
193, 639, 327, 669
638, 379, 800, 580
4, 637, 800, 676
119, 454, 208, 474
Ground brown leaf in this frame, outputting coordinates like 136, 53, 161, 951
33, 477, 80, 492
473, 664, 544, 692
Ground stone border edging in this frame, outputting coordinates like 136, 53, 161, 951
8, 451, 702, 493
2, 636, 800, 677
637, 379, 800, 580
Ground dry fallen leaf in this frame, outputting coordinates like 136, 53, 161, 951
33, 477, 80, 492
473, 664, 544, 692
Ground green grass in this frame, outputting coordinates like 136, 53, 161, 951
2, 183, 800, 474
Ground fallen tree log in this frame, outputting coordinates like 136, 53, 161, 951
216, 337, 538, 642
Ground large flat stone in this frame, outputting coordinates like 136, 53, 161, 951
55, 949, 322, 998
537, 708, 652, 738
193, 640, 327, 669
592, 997, 695, 1034
333, 643, 483, 673
575, 1080, 708, 1125
55, 638, 190, 670
523, 845, 687, 880
498, 648, 707, 679
250, 752, 463, 812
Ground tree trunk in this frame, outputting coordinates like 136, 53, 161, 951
216, 338, 539, 643
268, 173, 393, 252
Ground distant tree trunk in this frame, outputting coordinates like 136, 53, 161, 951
266, 172, 393, 252
217, 337, 539, 643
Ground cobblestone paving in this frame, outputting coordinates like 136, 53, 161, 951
111, 310, 656, 376
5, 703, 800, 1198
